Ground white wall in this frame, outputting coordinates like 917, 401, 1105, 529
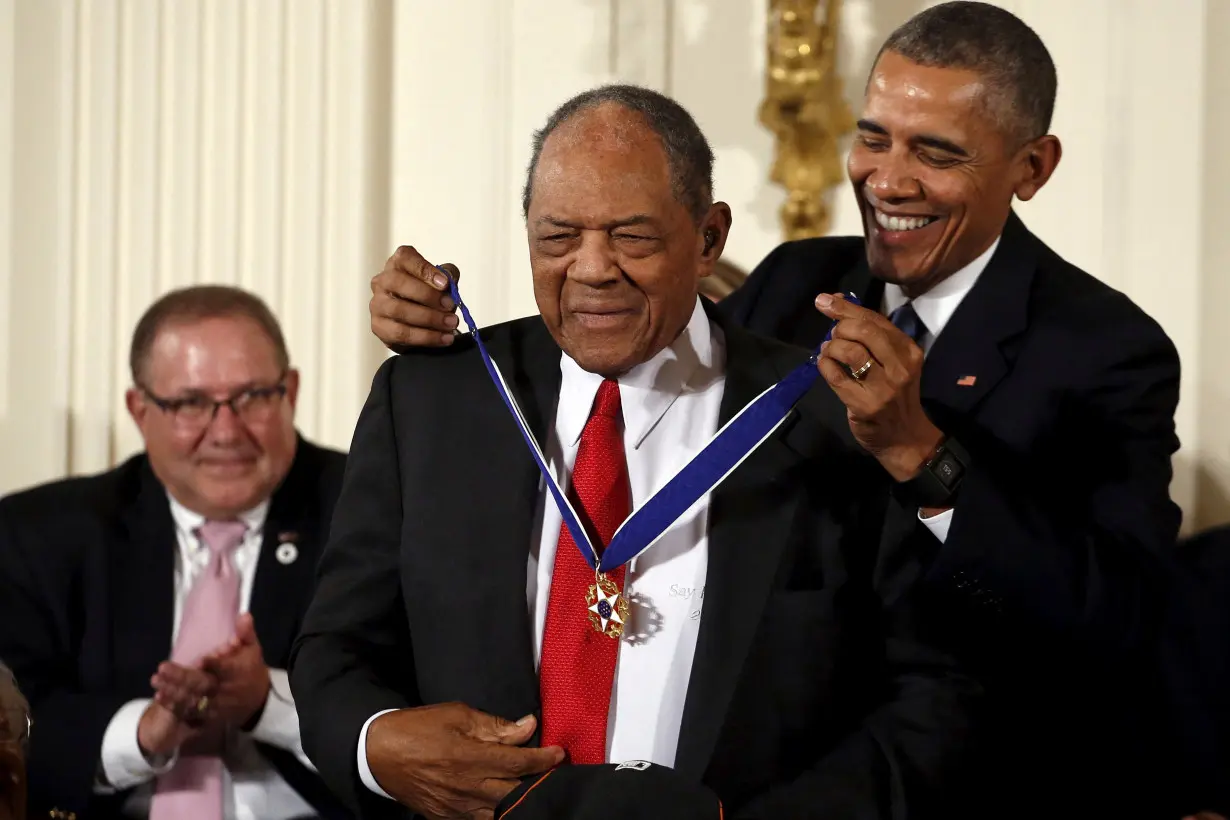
0, 0, 392, 491
4, 0, 1228, 531
1197, 0, 1230, 528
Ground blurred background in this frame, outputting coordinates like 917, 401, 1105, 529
1, 0, 1227, 532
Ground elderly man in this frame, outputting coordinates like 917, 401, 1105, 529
0, 287, 349, 819
290, 85, 979, 819
0, 662, 29, 820
364, 3, 1211, 815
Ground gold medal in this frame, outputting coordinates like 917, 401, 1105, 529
586, 572, 629, 639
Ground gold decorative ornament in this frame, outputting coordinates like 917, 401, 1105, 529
759, 0, 854, 240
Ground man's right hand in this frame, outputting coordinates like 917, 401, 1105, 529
370, 246, 461, 353
366, 702, 565, 820
138, 662, 218, 758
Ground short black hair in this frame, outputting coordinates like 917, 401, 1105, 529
878, 1, 1057, 145
130, 285, 289, 384
521, 84, 715, 223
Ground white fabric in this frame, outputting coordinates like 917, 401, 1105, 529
920, 508, 954, 540
880, 236, 1000, 356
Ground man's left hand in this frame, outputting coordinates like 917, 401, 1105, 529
814, 293, 945, 482
201, 613, 272, 728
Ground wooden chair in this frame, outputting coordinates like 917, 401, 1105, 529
699, 259, 748, 303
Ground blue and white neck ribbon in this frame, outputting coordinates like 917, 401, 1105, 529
447, 272, 855, 574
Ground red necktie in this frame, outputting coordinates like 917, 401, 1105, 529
539, 379, 630, 764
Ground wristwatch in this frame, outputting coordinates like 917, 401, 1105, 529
893, 435, 969, 508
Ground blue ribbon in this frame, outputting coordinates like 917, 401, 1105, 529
447, 272, 856, 573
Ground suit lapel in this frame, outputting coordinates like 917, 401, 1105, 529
500, 320, 565, 717
249, 443, 325, 666
507, 317, 565, 452
839, 254, 883, 312
922, 212, 1037, 417
792, 255, 883, 348
113, 462, 176, 694
674, 309, 812, 779
421, 319, 562, 721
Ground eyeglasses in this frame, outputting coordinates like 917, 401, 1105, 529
140, 375, 289, 430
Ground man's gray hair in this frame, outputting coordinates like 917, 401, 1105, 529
878, 1, 1057, 146
521, 84, 715, 224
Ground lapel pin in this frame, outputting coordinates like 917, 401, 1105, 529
275, 532, 299, 565
956, 375, 977, 387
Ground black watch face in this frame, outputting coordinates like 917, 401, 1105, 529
933, 451, 965, 489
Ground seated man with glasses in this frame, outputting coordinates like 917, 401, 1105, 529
0, 286, 350, 820
0, 661, 30, 820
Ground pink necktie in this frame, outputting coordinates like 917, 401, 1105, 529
149, 520, 246, 820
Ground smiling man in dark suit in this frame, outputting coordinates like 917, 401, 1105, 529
0, 286, 349, 820
291, 84, 980, 819
727, 5, 1196, 814
362, 4, 1206, 815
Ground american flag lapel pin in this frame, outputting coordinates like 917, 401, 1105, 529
956, 375, 977, 387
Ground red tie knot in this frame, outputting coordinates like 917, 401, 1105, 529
591, 379, 623, 420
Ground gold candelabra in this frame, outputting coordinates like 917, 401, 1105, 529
759, 0, 853, 240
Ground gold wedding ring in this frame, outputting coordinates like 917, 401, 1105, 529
850, 360, 874, 380
196, 695, 210, 715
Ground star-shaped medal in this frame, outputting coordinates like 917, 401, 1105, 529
586, 574, 630, 639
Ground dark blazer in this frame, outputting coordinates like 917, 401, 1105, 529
724, 212, 1204, 815
289, 305, 983, 819
1177, 526, 1230, 813
0, 437, 350, 820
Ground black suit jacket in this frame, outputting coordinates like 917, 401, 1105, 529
0, 437, 350, 820
724, 213, 1207, 815
1176, 527, 1230, 813
289, 306, 982, 819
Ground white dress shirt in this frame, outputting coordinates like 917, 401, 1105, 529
357, 297, 726, 798
96, 496, 316, 820
880, 236, 1000, 542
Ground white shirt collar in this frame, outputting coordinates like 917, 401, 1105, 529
167, 492, 270, 544
881, 235, 1001, 341
556, 297, 723, 450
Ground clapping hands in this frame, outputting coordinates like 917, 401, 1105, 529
138, 613, 271, 760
